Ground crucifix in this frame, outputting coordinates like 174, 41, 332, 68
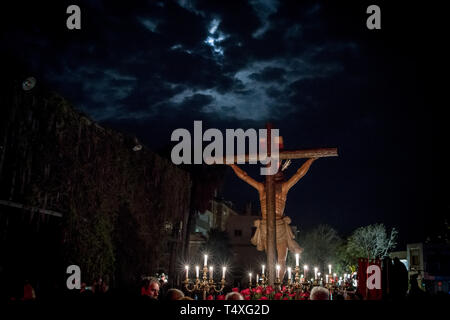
227, 123, 338, 285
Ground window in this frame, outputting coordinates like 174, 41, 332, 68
234, 229, 242, 237
410, 248, 420, 266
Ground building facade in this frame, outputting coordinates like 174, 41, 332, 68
391, 242, 450, 294
188, 196, 239, 262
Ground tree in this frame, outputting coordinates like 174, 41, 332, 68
299, 225, 342, 275
346, 223, 398, 260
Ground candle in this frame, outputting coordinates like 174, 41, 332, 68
195, 265, 199, 279
256, 274, 259, 283
304, 265, 308, 278
295, 253, 299, 266
287, 267, 292, 280
209, 266, 213, 279
314, 267, 318, 279
276, 265, 280, 278
326, 275, 329, 283
222, 266, 226, 279
185, 265, 189, 279
300, 274, 304, 283
204, 255, 208, 266
344, 273, 347, 280
328, 264, 332, 275
318, 272, 321, 278
249, 273, 252, 283
262, 265, 265, 275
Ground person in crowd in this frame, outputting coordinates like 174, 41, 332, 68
310, 286, 330, 300
99, 277, 110, 294
22, 280, 36, 301
141, 278, 150, 297
390, 257, 409, 300
147, 277, 160, 300
165, 288, 184, 300
225, 291, 244, 300
139, 277, 160, 303
158, 273, 169, 299
94, 277, 106, 295
178, 296, 194, 300
90, 278, 98, 294
79, 282, 94, 300
407, 274, 427, 300
332, 291, 345, 300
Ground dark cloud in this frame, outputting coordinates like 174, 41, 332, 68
249, 67, 286, 82
196, 0, 262, 38
153, 1, 208, 48
1, 0, 438, 246
179, 93, 214, 111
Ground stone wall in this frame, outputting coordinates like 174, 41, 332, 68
0, 77, 191, 290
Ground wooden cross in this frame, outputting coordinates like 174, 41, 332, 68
226, 123, 338, 285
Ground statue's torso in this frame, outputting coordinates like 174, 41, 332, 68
259, 183, 287, 220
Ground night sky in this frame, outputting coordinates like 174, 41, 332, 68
2, 1, 443, 248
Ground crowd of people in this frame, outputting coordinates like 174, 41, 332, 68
5, 268, 446, 302
138, 277, 375, 301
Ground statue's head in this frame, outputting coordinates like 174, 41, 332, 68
274, 160, 291, 182
274, 170, 284, 182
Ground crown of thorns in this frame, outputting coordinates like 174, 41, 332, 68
281, 159, 291, 171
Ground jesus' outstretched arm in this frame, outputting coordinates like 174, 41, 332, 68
228, 164, 264, 192
283, 158, 317, 191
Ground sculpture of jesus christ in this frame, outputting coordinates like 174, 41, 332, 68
228, 158, 316, 278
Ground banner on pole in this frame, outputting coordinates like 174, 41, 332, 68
357, 258, 382, 300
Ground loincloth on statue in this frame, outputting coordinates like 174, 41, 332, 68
251, 216, 302, 253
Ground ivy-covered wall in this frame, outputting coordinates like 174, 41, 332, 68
0, 78, 191, 289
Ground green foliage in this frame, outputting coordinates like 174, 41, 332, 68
0, 87, 191, 288
63, 206, 116, 283
345, 223, 397, 260
299, 224, 342, 273
329, 224, 398, 273
334, 242, 357, 274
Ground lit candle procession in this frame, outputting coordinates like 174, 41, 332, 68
183, 255, 226, 300
183, 255, 355, 299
